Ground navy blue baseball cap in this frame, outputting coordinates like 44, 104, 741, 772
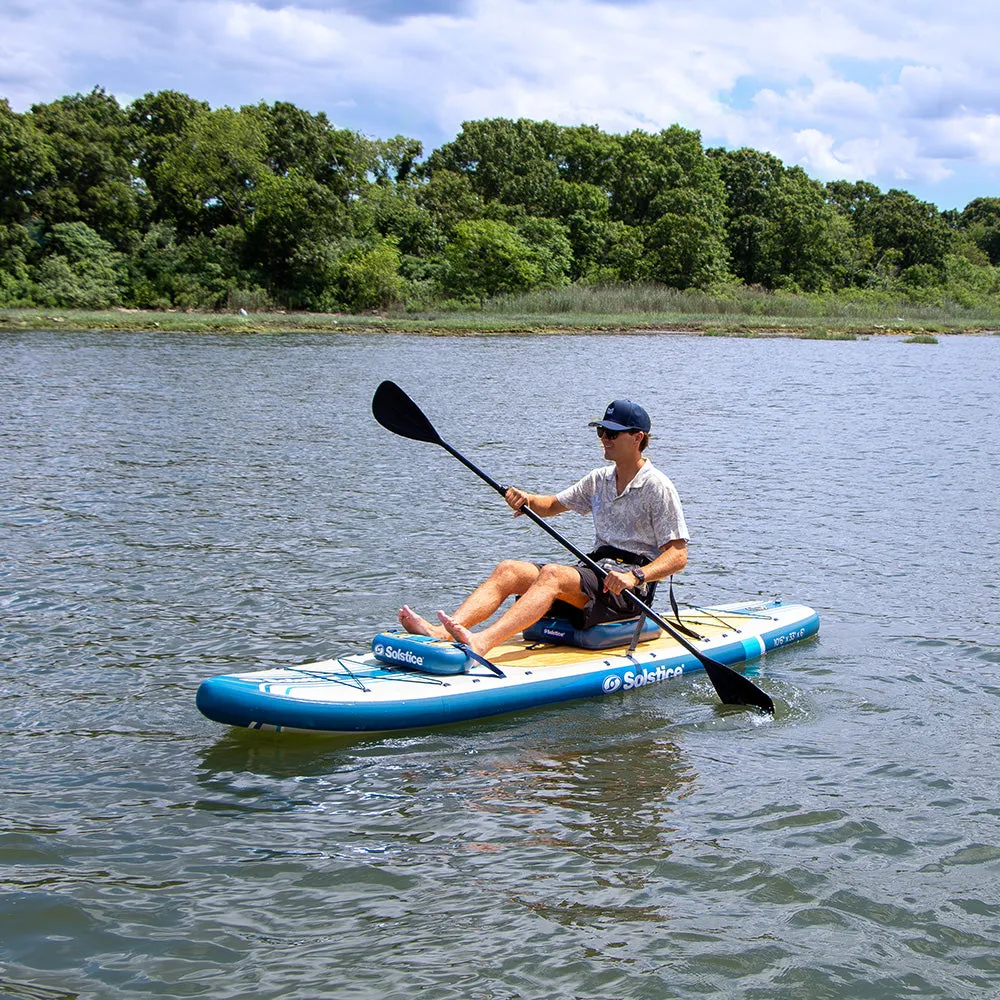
588, 399, 651, 433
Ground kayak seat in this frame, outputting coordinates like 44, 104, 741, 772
523, 579, 662, 650
522, 615, 661, 650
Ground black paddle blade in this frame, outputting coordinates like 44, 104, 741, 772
705, 661, 775, 714
372, 381, 443, 446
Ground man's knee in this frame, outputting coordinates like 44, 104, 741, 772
491, 559, 540, 592
535, 562, 580, 596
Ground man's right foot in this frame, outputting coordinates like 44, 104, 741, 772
437, 611, 490, 656
398, 605, 449, 639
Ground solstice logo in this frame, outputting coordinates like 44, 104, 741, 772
602, 674, 622, 693
374, 643, 425, 666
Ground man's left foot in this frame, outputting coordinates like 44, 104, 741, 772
399, 605, 448, 639
437, 611, 488, 656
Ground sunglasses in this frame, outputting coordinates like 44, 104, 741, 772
596, 426, 624, 439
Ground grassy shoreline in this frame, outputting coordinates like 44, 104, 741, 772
2, 306, 998, 338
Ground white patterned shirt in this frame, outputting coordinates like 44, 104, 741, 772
555, 460, 689, 561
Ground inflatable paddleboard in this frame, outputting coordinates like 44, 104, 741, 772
196, 599, 819, 734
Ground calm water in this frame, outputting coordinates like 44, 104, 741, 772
2, 329, 998, 999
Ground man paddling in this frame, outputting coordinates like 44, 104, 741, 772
398, 399, 689, 657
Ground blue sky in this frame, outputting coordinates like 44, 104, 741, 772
3, 0, 999, 211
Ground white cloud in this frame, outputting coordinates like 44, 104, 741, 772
938, 114, 1000, 166
2, 0, 999, 207
791, 129, 859, 180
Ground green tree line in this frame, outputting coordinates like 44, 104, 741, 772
2, 87, 999, 312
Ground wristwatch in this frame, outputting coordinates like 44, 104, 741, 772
631, 567, 646, 585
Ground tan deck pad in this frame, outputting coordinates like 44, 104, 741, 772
491, 609, 767, 669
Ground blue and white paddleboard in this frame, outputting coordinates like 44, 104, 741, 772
195, 600, 819, 734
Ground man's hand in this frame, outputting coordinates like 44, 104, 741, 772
505, 486, 530, 516
603, 568, 641, 596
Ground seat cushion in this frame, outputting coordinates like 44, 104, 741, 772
522, 616, 661, 650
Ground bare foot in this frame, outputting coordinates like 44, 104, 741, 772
398, 605, 449, 639
437, 610, 489, 656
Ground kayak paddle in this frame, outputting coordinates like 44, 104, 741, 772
371, 380, 775, 714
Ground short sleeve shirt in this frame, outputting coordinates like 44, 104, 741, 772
555, 460, 689, 561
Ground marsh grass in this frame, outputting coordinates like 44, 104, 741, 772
476, 282, 1000, 325
3, 282, 999, 337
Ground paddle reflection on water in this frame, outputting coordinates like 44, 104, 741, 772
466, 740, 695, 851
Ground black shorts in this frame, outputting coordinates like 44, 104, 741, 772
544, 557, 652, 630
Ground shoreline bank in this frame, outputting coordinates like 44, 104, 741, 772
2, 307, 997, 338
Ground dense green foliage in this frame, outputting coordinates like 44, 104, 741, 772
2, 87, 999, 312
